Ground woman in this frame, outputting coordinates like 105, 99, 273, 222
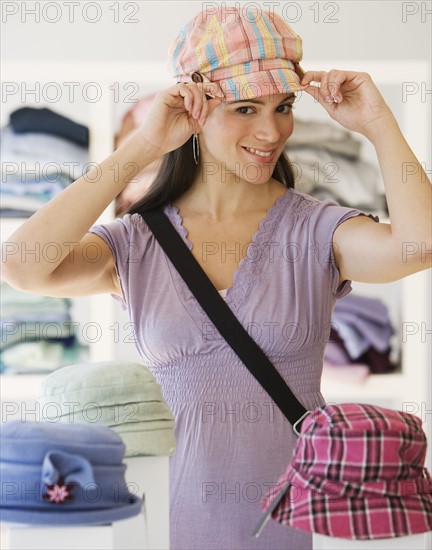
2, 5, 431, 550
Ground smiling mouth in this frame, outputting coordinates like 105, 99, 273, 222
242, 146, 276, 158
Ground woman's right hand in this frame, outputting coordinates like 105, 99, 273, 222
135, 81, 225, 157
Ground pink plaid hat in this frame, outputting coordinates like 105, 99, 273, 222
259, 403, 432, 540
167, 4, 305, 101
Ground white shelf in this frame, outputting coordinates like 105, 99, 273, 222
1, 218, 26, 238
0, 373, 46, 400
321, 266, 431, 409
322, 372, 405, 403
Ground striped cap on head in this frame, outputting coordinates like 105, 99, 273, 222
167, 5, 305, 101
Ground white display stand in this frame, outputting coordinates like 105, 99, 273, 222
313, 533, 428, 550
5, 525, 114, 550
116, 456, 170, 550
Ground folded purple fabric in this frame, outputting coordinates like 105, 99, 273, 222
332, 294, 394, 359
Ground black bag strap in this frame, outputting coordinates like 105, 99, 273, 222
141, 208, 309, 430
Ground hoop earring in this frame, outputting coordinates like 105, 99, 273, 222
192, 133, 200, 165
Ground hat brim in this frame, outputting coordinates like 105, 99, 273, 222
262, 469, 432, 540
118, 428, 176, 457
0, 495, 142, 526
215, 68, 303, 101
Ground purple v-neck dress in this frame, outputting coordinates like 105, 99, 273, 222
88, 187, 378, 549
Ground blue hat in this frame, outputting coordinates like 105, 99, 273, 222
0, 421, 142, 525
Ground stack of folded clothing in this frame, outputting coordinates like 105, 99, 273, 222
285, 117, 388, 219
0, 280, 86, 374
38, 361, 176, 457
324, 293, 397, 382
1, 106, 89, 217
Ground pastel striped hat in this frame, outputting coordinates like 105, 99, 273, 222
167, 5, 305, 101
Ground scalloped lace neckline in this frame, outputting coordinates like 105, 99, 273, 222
163, 188, 291, 309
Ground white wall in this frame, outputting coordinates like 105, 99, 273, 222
2, 0, 431, 130
2, 1, 431, 63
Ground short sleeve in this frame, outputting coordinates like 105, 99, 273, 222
88, 214, 136, 311
307, 198, 380, 300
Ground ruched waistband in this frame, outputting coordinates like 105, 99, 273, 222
144, 347, 325, 407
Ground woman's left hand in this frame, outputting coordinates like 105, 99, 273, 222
299, 69, 395, 138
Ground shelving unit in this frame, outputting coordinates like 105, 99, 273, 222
1, 59, 431, 549
1, 57, 431, 413
1, 61, 170, 366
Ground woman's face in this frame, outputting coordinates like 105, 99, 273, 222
199, 91, 296, 185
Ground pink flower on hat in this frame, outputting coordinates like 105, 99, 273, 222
43, 478, 74, 504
